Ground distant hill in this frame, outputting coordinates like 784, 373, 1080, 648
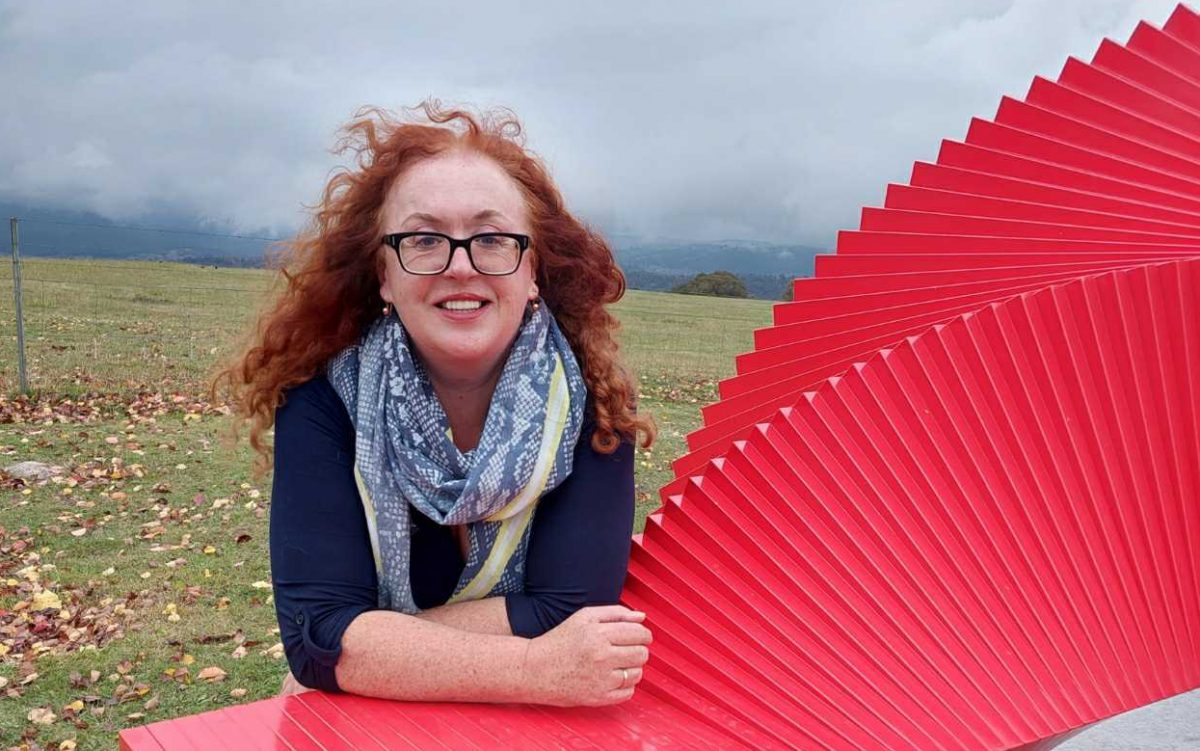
614, 240, 821, 278
613, 240, 821, 299
0, 202, 278, 267
624, 268, 795, 300
2, 203, 823, 297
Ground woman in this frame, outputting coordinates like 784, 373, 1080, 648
216, 102, 655, 706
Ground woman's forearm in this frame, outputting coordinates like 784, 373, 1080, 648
415, 595, 513, 635
334, 609, 535, 702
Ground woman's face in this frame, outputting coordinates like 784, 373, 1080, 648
377, 150, 538, 383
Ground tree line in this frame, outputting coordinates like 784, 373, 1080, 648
670, 270, 794, 301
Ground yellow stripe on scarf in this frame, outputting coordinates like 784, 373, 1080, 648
353, 463, 384, 577
449, 355, 571, 603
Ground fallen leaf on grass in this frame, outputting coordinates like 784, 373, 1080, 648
230, 687, 247, 698
15, 565, 41, 583
197, 666, 227, 682
28, 706, 56, 724
161, 666, 192, 684
181, 585, 203, 604
114, 682, 151, 703
30, 590, 63, 611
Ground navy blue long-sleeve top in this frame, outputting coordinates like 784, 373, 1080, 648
269, 374, 635, 693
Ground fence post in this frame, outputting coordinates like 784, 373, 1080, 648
9, 217, 28, 394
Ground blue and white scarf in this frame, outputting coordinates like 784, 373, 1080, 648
326, 302, 586, 613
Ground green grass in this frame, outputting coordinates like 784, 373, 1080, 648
0, 258, 774, 750
0, 259, 275, 397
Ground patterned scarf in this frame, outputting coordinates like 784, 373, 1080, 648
326, 302, 586, 613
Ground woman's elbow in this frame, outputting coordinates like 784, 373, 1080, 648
279, 608, 354, 693
282, 638, 342, 693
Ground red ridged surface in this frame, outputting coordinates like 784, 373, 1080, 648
122, 5, 1200, 749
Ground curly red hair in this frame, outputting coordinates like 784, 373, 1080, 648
213, 101, 655, 472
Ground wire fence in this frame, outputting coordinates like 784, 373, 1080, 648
2, 217, 280, 397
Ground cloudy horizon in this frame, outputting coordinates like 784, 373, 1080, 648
0, 0, 1181, 248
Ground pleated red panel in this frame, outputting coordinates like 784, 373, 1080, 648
121, 4, 1200, 749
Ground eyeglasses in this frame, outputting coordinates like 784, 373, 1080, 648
381, 232, 531, 276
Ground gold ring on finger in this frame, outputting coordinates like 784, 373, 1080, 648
620, 668, 629, 688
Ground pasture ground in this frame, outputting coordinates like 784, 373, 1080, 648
0, 258, 772, 750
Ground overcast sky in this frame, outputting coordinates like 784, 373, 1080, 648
0, 0, 1181, 247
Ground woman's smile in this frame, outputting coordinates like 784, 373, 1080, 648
435, 298, 491, 320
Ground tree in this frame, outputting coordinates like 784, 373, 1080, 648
670, 270, 749, 298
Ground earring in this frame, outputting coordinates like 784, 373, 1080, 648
381, 303, 392, 317
530, 299, 541, 312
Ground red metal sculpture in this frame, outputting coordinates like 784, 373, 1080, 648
122, 4, 1200, 749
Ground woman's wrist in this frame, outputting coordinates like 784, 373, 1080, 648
516, 636, 547, 704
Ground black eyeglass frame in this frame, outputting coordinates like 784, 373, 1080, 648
381, 232, 532, 276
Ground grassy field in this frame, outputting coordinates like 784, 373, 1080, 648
0, 258, 775, 750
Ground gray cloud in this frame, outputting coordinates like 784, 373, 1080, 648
0, 0, 1180, 246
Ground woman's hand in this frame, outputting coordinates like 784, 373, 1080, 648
523, 605, 652, 707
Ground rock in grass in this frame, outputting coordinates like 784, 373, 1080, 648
5, 461, 62, 482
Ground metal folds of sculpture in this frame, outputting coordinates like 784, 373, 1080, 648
121, 5, 1200, 750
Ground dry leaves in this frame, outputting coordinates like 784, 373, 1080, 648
0, 528, 134, 667
1, 388, 281, 751
197, 666, 227, 683
29, 589, 62, 611
27, 706, 56, 725
0, 390, 230, 426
